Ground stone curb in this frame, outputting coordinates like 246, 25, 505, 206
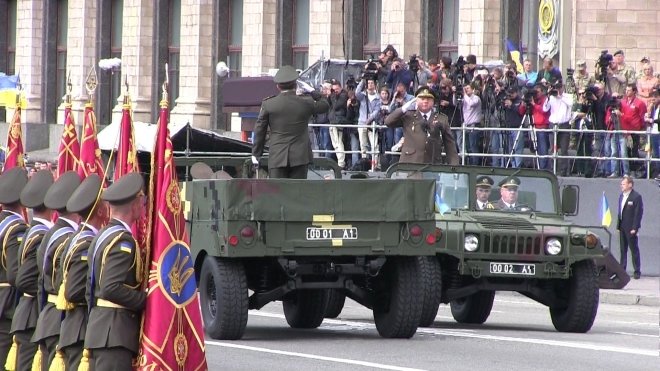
498, 291, 659, 307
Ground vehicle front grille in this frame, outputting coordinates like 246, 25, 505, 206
471, 216, 537, 231
482, 235, 542, 255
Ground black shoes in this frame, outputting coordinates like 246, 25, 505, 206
633, 272, 641, 279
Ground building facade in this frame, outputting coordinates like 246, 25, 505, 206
0, 0, 658, 152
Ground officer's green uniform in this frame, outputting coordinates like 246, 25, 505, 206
252, 65, 330, 179
84, 173, 145, 371
56, 174, 103, 370
496, 176, 521, 210
9, 170, 53, 371
32, 171, 81, 371
0, 168, 28, 366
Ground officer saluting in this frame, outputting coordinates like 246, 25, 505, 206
32, 171, 81, 370
56, 174, 107, 370
84, 173, 145, 371
7, 170, 54, 371
0, 168, 29, 365
252, 65, 330, 179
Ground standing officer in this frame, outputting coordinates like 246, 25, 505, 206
474, 176, 495, 210
84, 173, 145, 371
0, 168, 29, 365
617, 175, 644, 279
55, 174, 107, 370
252, 65, 330, 179
385, 86, 459, 165
7, 170, 53, 371
32, 171, 81, 371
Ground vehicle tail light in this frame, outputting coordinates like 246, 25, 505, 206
425, 233, 436, 245
228, 235, 239, 246
241, 226, 254, 238
410, 225, 423, 237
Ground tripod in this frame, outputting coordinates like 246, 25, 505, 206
571, 110, 595, 175
506, 103, 541, 169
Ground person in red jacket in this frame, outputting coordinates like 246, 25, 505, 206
610, 84, 647, 177
518, 84, 551, 169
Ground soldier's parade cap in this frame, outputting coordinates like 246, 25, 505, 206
66, 174, 102, 214
499, 176, 521, 189
20, 170, 54, 209
415, 86, 436, 100
45, 171, 82, 211
273, 65, 299, 84
613, 50, 624, 56
0, 167, 28, 204
102, 172, 144, 205
476, 176, 494, 189
640, 56, 649, 63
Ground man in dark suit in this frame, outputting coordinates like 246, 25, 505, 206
384, 86, 459, 165
617, 175, 644, 279
9, 170, 53, 371
84, 173, 146, 371
0, 167, 29, 366
252, 65, 330, 179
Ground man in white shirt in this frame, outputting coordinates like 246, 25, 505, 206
543, 83, 574, 176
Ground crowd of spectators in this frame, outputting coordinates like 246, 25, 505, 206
308, 45, 660, 178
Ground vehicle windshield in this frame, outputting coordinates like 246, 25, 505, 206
478, 174, 557, 213
390, 170, 470, 212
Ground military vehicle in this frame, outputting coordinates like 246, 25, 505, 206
387, 163, 628, 333
181, 158, 439, 339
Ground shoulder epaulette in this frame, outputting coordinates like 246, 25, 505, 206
262, 95, 276, 101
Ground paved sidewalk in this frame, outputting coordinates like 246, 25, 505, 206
600, 276, 659, 306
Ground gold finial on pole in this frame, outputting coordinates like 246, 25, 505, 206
123, 73, 130, 105
65, 71, 72, 105
161, 63, 169, 106
85, 66, 98, 104
15, 70, 22, 106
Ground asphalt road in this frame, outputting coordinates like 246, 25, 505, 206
205, 296, 658, 371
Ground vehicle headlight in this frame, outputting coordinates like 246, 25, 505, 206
545, 238, 562, 255
585, 233, 599, 249
464, 234, 479, 252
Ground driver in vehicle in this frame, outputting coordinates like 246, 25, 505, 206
475, 176, 495, 210
496, 176, 521, 210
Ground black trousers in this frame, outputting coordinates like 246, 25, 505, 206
269, 165, 308, 179
552, 122, 571, 175
62, 341, 84, 371
619, 231, 641, 274
0, 318, 11, 368
36, 336, 58, 371
92, 347, 134, 371
14, 329, 38, 371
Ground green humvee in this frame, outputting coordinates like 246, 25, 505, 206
180, 158, 438, 339
387, 163, 628, 333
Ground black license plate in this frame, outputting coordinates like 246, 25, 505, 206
306, 227, 358, 240
489, 262, 536, 276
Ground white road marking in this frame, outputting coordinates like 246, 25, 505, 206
610, 331, 659, 338
249, 311, 659, 357
205, 341, 428, 371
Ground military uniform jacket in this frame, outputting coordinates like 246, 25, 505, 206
33, 217, 76, 341
84, 219, 146, 353
11, 219, 50, 333
59, 224, 97, 348
252, 91, 330, 169
385, 108, 459, 165
0, 210, 27, 320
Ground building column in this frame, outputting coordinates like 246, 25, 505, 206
308, 0, 344, 62
112, 0, 154, 124
241, 0, 277, 76
459, 0, 502, 63
58, 0, 96, 126
169, 0, 214, 129
381, 0, 421, 59
14, 0, 43, 125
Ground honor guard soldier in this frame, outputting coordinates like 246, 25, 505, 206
84, 173, 145, 371
55, 174, 107, 370
32, 171, 81, 371
252, 65, 330, 179
475, 176, 495, 210
385, 86, 459, 165
0, 168, 29, 365
7, 171, 54, 371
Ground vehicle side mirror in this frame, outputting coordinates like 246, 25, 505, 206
561, 185, 579, 216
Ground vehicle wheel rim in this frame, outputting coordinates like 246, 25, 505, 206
207, 275, 217, 319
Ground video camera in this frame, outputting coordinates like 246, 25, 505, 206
345, 76, 358, 91
409, 54, 420, 72
596, 50, 613, 81
362, 59, 380, 81
547, 81, 562, 97
453, 56, 467, 101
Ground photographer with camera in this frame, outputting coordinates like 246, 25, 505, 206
610, 84, 647, 177
535, 57, 563, 87
518, 84, 551, 170
571, 87, 596, 176
355, 76, 381, 166
366, 86, 393, 169
543, 82, 573, 176
408, 55, 434, 91
455, 83, 483, 165
644, 88, 660, 179
464, 55, 478, 83
386, 60, 413, 94
436, 79, 462, 153
502, 87, 526, 168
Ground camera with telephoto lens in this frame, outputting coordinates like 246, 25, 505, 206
345, 76, 358, 91
362, 59, 379, 81
408, 54, 420, 72
547, 81, 562, 97
596, 50, 613, 81
583, 84, 598, 101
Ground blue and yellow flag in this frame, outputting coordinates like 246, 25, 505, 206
601, 192, 612, 227
505, 39, 524, 74
435, 193, 451, 215
0, 74, 27, 108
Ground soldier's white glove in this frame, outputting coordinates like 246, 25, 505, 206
401, 98, 417, 112
251, 156, 259, 166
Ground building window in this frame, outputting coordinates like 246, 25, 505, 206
5, 0, 17, 75
168, 0, 181, 104
363, 0, 381, 58
292, 0, 309, 70
229, 0, 243, 76
110, 0, 123, 104
56, 0, 68, 101
437, 0, 459, 61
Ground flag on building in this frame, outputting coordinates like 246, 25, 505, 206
505, 39, 524, 74
2, 105, 24, 172
77, 102, 106, 180
0, 73, 27, 108
57, 102, 81, 177
138, 87, 207, 370
600, 192, 612, 227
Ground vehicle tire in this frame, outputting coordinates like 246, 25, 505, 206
324, 289, 346, 318
373, 257, 422, 338
450, 291, 495, 324
419, 256, 442, 327
550, 259, 599, 333
283, 289, 330, 329
199, 256, 248, 340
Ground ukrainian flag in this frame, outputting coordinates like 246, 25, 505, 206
505, 39, 524, 74
0, 73, 27, 108
601, 192, 612, 227
435, 193, 451, 215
